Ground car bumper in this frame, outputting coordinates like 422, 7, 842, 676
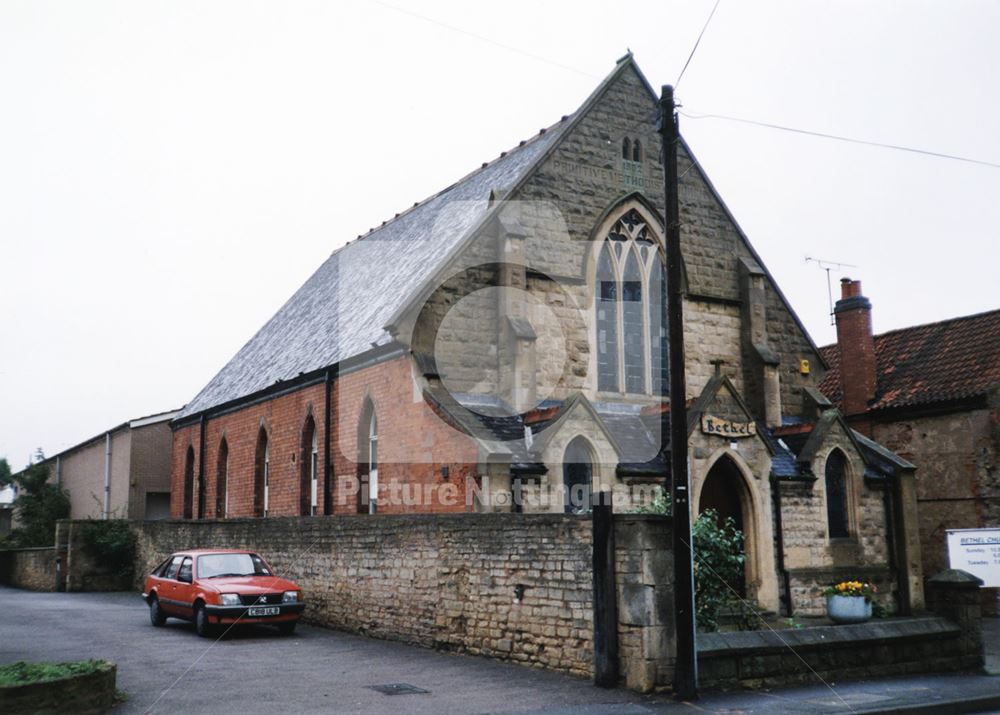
203, 602, 305, 623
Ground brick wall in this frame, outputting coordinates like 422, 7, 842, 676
126, 513, 674, 688
171, 356, 482, 520
0, 547, 56, 591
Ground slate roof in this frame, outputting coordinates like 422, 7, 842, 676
819, 308, 1000, 412
176, 120, 571, 420
175, 56, 657, 421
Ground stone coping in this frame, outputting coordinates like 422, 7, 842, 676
697, 617, 960, 657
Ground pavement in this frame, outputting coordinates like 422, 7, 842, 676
1, 586, 999, 714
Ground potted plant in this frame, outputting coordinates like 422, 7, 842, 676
824, 580, 876, 624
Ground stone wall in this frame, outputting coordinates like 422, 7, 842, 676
124, 512, 674, 688
698, 616, 974, 689
0, 546, 56, 591
873, 407, 1000, 578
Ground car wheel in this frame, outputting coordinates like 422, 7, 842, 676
195, 604, 213, 638
277, 621, 297, 636
149, 596, 167, 627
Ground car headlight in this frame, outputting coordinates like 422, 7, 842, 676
282, 590, 300, 603
219, 593, 241, 606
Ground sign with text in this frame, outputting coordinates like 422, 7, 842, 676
947, 528, 1000, 587
700, 414, 756, 439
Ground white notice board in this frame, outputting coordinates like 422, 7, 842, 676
947, 528, 1000, 587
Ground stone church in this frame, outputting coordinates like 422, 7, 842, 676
170, 55, 923, 617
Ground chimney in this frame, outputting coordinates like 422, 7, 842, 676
834, 278, 876, 416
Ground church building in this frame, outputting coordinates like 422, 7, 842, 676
169, 55, 923, 617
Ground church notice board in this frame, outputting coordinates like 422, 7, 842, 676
946, 528, 1000, 587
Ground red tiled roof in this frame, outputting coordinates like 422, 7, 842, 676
819, 308, 1000, 412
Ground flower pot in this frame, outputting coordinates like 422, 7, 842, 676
826, 594, 872, 624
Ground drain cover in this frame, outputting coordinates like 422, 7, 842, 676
367, 683, 430, 696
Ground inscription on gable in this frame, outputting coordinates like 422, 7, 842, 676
701, 414, 756, 438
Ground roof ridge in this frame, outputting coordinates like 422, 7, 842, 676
818, 304, 1000, 351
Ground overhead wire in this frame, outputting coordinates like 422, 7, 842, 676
680, 110, 1000, 170
675, 0, 721, 89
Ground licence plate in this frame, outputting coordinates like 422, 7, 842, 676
248, 606, 280, 617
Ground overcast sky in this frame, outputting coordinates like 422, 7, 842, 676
2, 1, 998, 468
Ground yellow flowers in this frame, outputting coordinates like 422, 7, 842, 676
823, 580, 876, 598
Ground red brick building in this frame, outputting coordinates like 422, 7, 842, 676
170, 57, 922, 616
821, 278, 1000, 582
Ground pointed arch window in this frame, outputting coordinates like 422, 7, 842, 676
300, 416, 318, 516
825, 449, 850, 538
254, 427, 269, 518
594, 208, 667, 395
183, 446, 195, 519
216, 438, 228, 519
368, 412, 378, 515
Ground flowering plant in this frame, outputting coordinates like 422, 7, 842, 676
823, 580, 877, 601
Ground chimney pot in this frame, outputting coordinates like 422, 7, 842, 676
841, 277, 862, 300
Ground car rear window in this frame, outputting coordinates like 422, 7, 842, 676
164, 556, 184, 580
197, 553, 272, 579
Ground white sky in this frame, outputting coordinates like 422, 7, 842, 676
2, 1, 998, 468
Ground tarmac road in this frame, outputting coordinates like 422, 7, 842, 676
0, 587, 648, 714
3, 586, 999, 715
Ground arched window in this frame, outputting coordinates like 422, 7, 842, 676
825, 449, 850, 538
594, 208, 666, 395
358, 401, 379, 514
254, 427, 269, 518
648, 258, 667, 394
368, 412, 378, 514
563, 437, 594, 514
183, 446, 195, 519
216, 438, 228, 519
596, 243, 619, 391
632, 138, 642, 162
300, 415, 317, 516
622, 137, 632, 161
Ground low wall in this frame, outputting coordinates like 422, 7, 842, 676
698, 617, 970, 689
0, 547, 56, 591
124, 513, 674, 687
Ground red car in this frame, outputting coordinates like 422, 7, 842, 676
142, 549, 305, 637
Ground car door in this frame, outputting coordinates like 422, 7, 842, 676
174, 556, 195, 620
158, 555, 186, 616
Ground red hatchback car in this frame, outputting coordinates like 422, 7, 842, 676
142, 549, 305, 637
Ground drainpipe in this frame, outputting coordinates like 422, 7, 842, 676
198, 414, 206, 519
770, 475, 793, 616
103, 432, 111, 519
56, 456, 61, 487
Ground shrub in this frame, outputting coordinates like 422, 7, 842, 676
78, 520, 136, 583
691, 509, 748, 632
630, 495, 749, 632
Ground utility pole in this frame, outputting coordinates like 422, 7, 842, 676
658, 84, 698, 700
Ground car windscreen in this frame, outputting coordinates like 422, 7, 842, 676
197, 553, 272, 579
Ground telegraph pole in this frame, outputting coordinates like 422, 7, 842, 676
658, 84, 698, 700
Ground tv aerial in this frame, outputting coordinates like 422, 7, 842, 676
805, 256, 858, 325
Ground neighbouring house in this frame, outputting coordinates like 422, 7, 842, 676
13, 409, 180, 521
169, 55, 923, 616
820, 278, 1000, 598
0, 483, 15, 535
